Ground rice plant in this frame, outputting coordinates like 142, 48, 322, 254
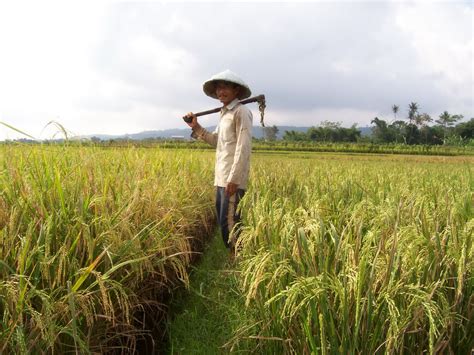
0, 145, 216, 353
234, 153, 473, 354
1, 144, 472, 354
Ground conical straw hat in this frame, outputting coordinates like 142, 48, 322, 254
202, 69, 252, 100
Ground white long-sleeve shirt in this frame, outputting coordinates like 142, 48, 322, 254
191, 98, 253, 189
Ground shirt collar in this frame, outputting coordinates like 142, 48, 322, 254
221, 98, 240, 113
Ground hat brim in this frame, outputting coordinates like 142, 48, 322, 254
203, 80, 252, 100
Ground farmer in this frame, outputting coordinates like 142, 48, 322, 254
184, 69, 253, 255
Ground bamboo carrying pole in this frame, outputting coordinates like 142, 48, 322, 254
183, 94, 266, 126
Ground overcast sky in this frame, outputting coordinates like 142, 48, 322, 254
0, 0, 472, 140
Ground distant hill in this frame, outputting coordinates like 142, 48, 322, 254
83, 125, 372, 141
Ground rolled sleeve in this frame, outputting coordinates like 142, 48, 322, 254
191, 126, 218, 147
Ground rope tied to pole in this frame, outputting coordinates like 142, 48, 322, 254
257, 95, 266, 127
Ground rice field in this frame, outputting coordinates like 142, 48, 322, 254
234, 152, 473, 354
0, 145, 472, 354
0, 146, 215, 353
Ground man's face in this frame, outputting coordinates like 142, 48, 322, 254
215, 81, 240, 106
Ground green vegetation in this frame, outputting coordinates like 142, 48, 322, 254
167, 232, 249, 354
251, 141, 474, 156
10, 139, 472, 157
233, 153, 473, 353
282, 106, 473, 146
0, 146, 215, 353
283, 121, 361, 142
4, 105, 473, 154
0, 145, 472, 354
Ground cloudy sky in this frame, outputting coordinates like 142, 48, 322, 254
0, 0, 472, 140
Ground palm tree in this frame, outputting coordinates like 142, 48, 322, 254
392, 105, 399, 122
371, 117, 390, 142
408, 102, 419, 124
391, 120, 408, 144
436, 111, 451, 127
435, 111, 463, 143
406, 102, 419, 144
415, 113, 432, 127
435, 111, 462, 129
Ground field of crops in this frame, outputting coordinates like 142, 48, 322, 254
234, 152, 473, 354
64, 140, 474, 157
0, 145, 472, 354
0, 146, 215, 353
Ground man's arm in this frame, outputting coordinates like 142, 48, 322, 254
185, 112, 218, 147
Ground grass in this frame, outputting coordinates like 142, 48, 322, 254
167, 231, 250, 354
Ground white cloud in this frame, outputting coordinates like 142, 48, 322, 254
0, 1, 472, 140
394, 1, 473, 114
0, 1, 109, 139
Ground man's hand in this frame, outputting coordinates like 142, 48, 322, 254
184, 112, 199, 129
226, 182, 238, 197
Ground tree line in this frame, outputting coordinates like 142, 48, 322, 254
274, 103, 473, 145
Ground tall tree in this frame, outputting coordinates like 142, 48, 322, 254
436, 111, 463, 128
415, 113, 432, 127
392, 104, 399, 121
408, 102, 419, 124
390, 120, 408, 144
453, 118, 473, 140
414, 113, 432, 144
371, 117, 391, 143
283, 130, 307, 141
264, 125, 279, 141
435, 111, 464, 143
406, 102, 420, 144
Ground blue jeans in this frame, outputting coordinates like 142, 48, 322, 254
215, 187, 245, 249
